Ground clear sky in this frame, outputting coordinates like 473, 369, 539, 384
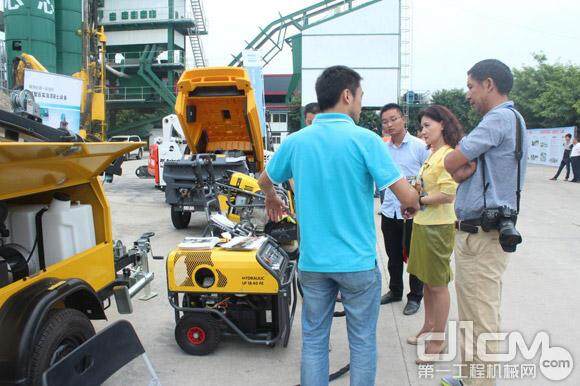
201, 0, 580, 93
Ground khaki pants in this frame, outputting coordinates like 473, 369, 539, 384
454, 229, 509, 386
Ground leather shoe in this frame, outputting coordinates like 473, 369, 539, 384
403, 300, 421, 315
380, 291, 402, 305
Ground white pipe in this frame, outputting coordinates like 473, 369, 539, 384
106, 65, 130, 78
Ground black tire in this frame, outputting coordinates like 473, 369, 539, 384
171, 206, 191, 229
175, 313, 220, 355
29, 308, 95, 385
137, 149, 143, 160
135, 165, 148, 178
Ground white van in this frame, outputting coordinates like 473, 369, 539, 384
108, 135, 144, 159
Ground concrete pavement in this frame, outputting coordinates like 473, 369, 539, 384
100, 159, 579, 386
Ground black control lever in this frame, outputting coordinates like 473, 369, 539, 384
140, 232, 155, 240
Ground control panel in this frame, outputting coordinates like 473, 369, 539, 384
257, 241, 286, 276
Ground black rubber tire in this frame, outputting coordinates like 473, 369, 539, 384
175, 313, 220, 355
135, 165, 148, 178
29, 308, 95, 385
171, 206, 191, 229
137, 149, 143, 160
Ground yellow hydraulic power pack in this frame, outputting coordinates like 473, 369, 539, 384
167, 238, 297, 355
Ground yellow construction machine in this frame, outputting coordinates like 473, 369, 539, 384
10, 18, 108, 142
0, 60, 155, 385
163, 67, 299, 355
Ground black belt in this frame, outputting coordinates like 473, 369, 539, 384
455, 219, 481, 234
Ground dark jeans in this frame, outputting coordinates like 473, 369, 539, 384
553, 158, 571, 179
381, 215, 423, 302
572, 156, 580, 182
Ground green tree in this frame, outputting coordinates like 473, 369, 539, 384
358, 109, 381, 135
287, 94, 302, 133
512, 53, 580, 128
404, 103, 426, 135
430, 89, 480, 132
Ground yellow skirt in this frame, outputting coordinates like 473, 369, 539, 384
407, 223, 455, 286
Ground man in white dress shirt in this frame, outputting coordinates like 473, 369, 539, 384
379, 103, 430, 315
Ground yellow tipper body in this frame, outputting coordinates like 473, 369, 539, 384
0, 141, 140, 308
174, 67, 265, 171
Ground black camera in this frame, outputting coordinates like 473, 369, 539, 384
480, 206, 522, 253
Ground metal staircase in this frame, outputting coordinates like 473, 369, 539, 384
188, 0, 207, 67
228, 0, 383, 67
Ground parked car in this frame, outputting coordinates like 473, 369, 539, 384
108, 135, 144, 159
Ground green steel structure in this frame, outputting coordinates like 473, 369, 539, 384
99, 0, 207, 129
5, 0, 57, 86
55, 0, 82, 76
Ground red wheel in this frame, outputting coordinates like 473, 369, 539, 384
175, 313, 220, 355
187, 326, 206, 345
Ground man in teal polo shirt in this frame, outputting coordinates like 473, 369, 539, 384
258, 66, 420, 386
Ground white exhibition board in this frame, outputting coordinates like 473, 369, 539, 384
300, 0, 401, 108
302, 35, 399, 69
527, 127, 576, 166
301, 69, 399, 108
24, 69, 83, 133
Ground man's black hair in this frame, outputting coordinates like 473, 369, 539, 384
315, 66, 362, 111
304, 102, 320, 117
468, 59, 513, 95
379, 103, 404, 119
565, 133, 572, 139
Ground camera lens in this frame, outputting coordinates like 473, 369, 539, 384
498, 219, 522, 252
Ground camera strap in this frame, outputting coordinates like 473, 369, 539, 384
479, 106, 523, 213
480, 154, 488, 209
509, 108, 523, 213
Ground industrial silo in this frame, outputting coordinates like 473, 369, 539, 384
55, 0, 82, 76
5, 0, 57, 86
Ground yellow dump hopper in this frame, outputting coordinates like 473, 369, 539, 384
0, 141, 141, 297
0, 142, 140, 201
175, 67, 265, 172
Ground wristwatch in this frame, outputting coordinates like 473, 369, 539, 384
419, 193, 427, 210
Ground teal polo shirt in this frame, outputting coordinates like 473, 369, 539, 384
266, 113, 402, 272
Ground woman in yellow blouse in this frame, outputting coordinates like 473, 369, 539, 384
406, 105, 464, 363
